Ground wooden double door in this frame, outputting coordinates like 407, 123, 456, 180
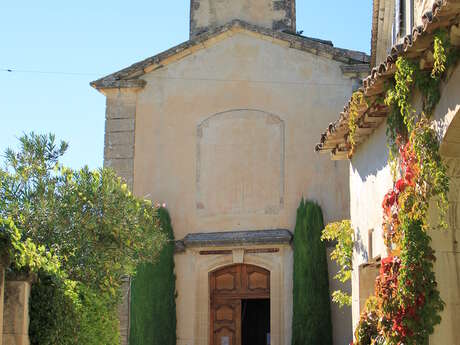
210, 264, 270, 345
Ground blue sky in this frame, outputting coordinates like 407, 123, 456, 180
0, 1, 372, 169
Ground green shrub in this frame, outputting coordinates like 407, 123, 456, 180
130, 207, 177, 345
292, 199, 333, 345
29, 274, 79, 345
29, 273, 120, 345
77, 285, 119, 345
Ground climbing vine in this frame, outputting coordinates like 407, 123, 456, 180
321, 220, 353, 307
348, 91, 366, 156
353, 30, 459, 345
432, 30, 448, 78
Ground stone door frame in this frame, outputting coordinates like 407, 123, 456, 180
193, 246, 289, 345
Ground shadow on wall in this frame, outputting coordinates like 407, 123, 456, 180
354, 227, 369, 263
351, 123, 389, 182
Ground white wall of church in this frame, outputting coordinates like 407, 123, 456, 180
131, 32, 354, 345
349, 122, 392, 330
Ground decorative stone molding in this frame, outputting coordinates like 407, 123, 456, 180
196, 109, 285, 217
183, 229, 293, 248
232, 249, 245, 263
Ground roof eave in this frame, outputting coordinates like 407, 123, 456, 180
315, 0, 460, 160
90, 19, 370, 91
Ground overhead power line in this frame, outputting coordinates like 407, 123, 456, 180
1, 68, 100, 76
1, 68, 353, 87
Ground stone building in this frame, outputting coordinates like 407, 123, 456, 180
91, 1, 369, 344
316, 0, 460, 343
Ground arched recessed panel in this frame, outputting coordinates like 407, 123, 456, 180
215, 273, 236, 292
197, 109, 285, 216
247, 271, 269, 291
216, 305, 235, 322
214, 326, 236, 345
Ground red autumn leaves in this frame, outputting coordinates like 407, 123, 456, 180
382, 140, 419, 247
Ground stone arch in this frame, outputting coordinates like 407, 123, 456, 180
428, 106, 460, 344
432, 64, 460, 143
440, 107, 460, 158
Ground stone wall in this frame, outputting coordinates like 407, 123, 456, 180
103, 89, 138, 191
103, 88, 140, 345
190, 0, 296, 37
1, 274, 35, 345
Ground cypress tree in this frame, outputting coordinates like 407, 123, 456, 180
292, 199, 333, 345
130, 207, 177, 345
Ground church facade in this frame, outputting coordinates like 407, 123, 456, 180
91, 1, 369, 345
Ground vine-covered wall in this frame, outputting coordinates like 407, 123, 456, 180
350, 30, 460, 344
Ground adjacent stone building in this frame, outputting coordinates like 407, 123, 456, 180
316, 0, 460, 343
92, 1, 369, 344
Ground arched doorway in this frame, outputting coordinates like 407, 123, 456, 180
210, 264, 270, 345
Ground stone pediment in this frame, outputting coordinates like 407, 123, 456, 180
90, 20, 369, 91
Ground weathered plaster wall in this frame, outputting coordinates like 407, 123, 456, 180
190, 0, 295, 37
132, 32, 354, 345
134, 33, 351, 239
350, 122, 392, 329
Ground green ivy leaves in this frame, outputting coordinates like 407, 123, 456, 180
321, 220, 353, 307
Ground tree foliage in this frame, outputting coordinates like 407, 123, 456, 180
130, 208, 177, 345
0, 133, 166, 293
0, 133, 166, 345
292, 199, 332, 345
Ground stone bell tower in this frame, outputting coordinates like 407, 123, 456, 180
190, 0, 296, 37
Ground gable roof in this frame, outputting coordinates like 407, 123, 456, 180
90, 19, 369, 90
315, 0, 460, 160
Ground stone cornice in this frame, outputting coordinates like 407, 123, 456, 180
90, 79, 146, 92
181, 229, 293, 248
